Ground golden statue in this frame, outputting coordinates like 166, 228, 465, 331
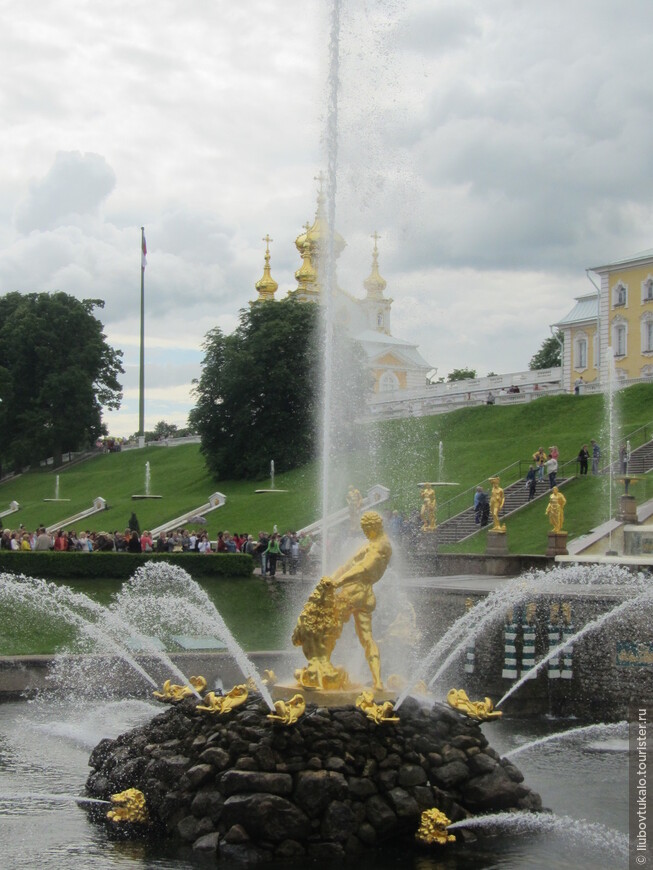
355, 690, 399, 724
545, 486, 567, 533
561, 601, 572, 625
196, 684, 248, 714
347, 485, 363, 531
415, 808, 456, 846
267, 693, 306, 725
420, 484, 437, 531
292, 577, 348, 690
107, 789, 149, 824
489, 477, 506, 532
292, 510, 392, 691
262, 669, 277, 685
446, 688, 502, 721
525, 602, 537, 624
153, 675, 207, 702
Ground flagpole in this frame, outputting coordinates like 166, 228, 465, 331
138, 226, 146, 448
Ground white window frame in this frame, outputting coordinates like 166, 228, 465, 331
379, 371, 400, 392
574, 332, 588, 371
612, 282, 628, 308
612, 318, 628, 357
641, 313, 653, 354
642, 276, 653, 304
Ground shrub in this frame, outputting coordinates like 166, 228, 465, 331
0, 551, 253, 580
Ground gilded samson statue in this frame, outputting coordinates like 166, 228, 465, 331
292, 511, 392, 691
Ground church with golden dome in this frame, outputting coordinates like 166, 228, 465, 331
253, 184, 432, 394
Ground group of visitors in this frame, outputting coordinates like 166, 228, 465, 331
577, 440, 600, 475
0, 524, 321, 576
529, 445, 560, 491
0, 526, 214, 554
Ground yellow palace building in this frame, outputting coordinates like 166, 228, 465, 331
555, 248, 653, 391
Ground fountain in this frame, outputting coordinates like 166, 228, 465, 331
254, 459, 288, 494
132, 461, 162, 500
0, 5, 643, 869
43, 473, 70, 502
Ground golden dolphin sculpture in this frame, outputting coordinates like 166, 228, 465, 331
447, 688, 502, 721
196, 684, 248, 714
153, 675, 207, 702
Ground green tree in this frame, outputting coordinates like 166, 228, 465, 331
529, 333, 562, 370
447, 367, 477, 381
190, 298, 366, 480
0, 292, 123, 469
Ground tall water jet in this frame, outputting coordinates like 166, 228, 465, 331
319, 0, 341, 577
144, 460, 151, 497
604, 347, 619, 552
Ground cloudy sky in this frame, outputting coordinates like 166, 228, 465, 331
2, 0, 652, 436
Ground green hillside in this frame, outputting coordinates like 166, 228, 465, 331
0, 384, 651, 554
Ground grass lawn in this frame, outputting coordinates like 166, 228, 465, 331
0, 383, 651, 555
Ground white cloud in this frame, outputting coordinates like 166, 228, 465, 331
14, 151, 116, 232
1, 0, 652, 437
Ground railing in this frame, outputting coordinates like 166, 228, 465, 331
438, 419, 653, 525
437, 460, 524, 524
437, 454, 582, 525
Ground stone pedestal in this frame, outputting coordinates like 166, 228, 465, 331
546, 531, 568, 557
617, 494, 638, 523
486, 530, 509, 556
271, 681, 396, 706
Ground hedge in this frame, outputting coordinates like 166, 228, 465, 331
0, 551, 254, 580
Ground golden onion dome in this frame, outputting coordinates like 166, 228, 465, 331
363, 232, 387, 298
255, 234, 278, 301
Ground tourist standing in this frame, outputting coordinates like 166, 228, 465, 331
526, 465, 537, 501
473, 487, 486, 524
591, 439, 600, 474
533, 447, 547, 482
265, 533, 282, 578
577, 444, 589, 475
545, 453, 558, 489
34, 527, 53, 550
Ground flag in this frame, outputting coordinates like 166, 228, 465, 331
141, 232, 147, 269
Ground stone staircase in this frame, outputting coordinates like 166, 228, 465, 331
622, 439, 653, 475
435, 476, 572, 546
434, 438, 653, 548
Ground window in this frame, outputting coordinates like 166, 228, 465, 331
613, 283, 627, 307
379, 371, 400, 392
642, 315, 653, 353
643, 278, 653, 303
377, 311, 384, 327
614, 324, 627, 357
574, 334, 588, 370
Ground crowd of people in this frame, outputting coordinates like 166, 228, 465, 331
0, 524, 324, 577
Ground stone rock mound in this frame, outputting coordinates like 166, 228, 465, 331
86, 694, 542, 863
